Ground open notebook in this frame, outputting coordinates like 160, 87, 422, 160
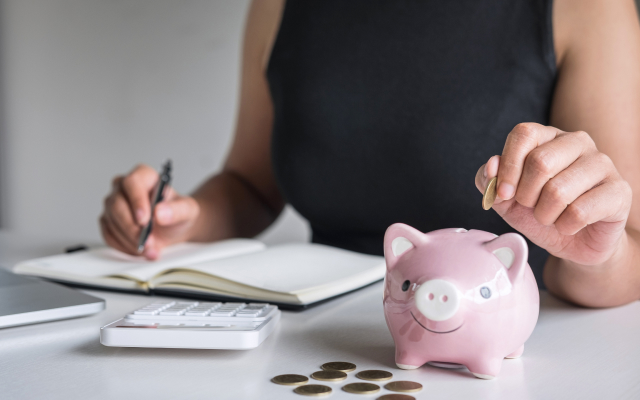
13, 239, 385, 310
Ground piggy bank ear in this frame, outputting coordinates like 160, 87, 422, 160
483, 233, 528, 283
383, 223, 428, 270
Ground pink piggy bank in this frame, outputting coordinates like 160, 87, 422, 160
383, 223, 539, 379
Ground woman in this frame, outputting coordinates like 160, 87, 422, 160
100, 0, 640, 308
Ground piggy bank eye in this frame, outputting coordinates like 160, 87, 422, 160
480, 286, 491, 299
401, 280, 410, 292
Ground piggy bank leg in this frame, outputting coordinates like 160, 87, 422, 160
395, 347, 425, 370
466, 357, 503, 380
505, 344, 524, 359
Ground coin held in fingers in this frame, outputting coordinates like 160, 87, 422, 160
482, 176, 498, 210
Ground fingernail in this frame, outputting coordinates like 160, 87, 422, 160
498, 182, 515, 200
136, 209, 147, 225
483, 164, 487, 178
155, 205, 172, 224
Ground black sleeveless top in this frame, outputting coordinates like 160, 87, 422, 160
267, 0, 556, 287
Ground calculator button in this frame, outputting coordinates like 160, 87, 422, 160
236, 312, 260, 317
185, 311, 209, 316
133, 310, 158, 315
160, 310, 186, 316
211, 311, 235, 317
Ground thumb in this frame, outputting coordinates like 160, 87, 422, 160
154, 196, 200, 226
476, 155, 507, 208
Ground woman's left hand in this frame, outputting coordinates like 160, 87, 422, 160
475, 122, 632, 266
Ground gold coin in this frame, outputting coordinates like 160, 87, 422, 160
271, 374, 309, 386
482, 176, 498, 210
311, 370, 347, 382
342, 382, 381, 395
293, 384, 332, 397
377, 395, 416, 400
356, 370, 393, 381
321, 361, 356, 373
384, 381, 423, 393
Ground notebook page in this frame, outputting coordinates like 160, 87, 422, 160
183, 243, 385, 294
14, 239, 266, 282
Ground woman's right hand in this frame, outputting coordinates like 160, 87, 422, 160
100, 164, 200, 260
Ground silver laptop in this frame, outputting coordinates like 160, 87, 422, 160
0, 268, 105, 328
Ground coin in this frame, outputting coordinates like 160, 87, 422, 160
311, 370, 347, 382
321, 361, 356, 373
482, 176, 498, 210
293, 384, 332, 397
342, 382, 381, 395
271, 374, 309, 386
377, 395, 416, 400
356, 370, 393, 381
384, 381, 423, 393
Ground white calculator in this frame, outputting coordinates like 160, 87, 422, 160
100, 301, 281, 350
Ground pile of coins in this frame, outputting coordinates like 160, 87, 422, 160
272, 361, 423, 399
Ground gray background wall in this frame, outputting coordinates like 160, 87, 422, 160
0, 0, 309, 245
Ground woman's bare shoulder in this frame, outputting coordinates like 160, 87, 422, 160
244, 0, 285, 71
553, 0, 640, 67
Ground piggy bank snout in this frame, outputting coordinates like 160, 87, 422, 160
415, 279, 460, 322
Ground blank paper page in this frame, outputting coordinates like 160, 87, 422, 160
186, 243, 385, 293
15, 239, 266, 281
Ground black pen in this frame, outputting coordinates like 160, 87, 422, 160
137, 160, 172, 254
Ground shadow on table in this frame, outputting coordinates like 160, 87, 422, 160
71, 337, 249, 361
296, 290, 578, 379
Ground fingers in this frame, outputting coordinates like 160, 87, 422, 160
497, 123, 563, 200
142, 236, 160, 260
533, 152, 613, 226
100, 163, 196, 258
516, 131, 596, 207
100, 215, 135, 255
120, 164, 160, 225
154, 196, 200, 226
102, 192, 139, 253
475, 155, 504, 206
555, 178, 632, 236
101, 164, 159, 256
477, 124, 628, 233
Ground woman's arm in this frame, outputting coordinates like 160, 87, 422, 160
474, 0, 640, 307
100, 0, 285, 258
544, 0, 640, 306
189, 0, 286, 242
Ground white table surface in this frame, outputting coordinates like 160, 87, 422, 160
1, 231, 639, 400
